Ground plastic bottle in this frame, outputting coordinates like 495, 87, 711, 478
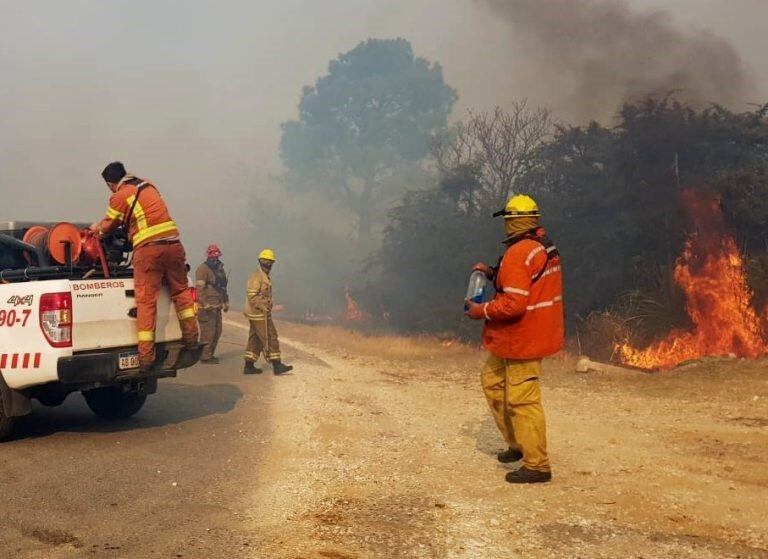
464, 270, 488, 310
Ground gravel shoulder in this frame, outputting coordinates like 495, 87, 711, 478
243, 320, 768, 559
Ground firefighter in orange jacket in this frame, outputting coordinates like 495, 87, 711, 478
90, 161, 199, 372
465, 194, 564, 484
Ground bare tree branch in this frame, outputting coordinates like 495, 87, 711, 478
431, 101, 553, 212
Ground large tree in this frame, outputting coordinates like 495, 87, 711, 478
280, 38, 457, 244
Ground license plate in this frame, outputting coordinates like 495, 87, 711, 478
118, 351, 140, 370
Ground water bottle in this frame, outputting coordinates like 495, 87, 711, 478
464, 270, 488, 311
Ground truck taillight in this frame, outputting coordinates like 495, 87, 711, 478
40, 292, 73, 348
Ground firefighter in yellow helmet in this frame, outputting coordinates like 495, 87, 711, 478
243, 249, 293, 375
466, 194, 564, 484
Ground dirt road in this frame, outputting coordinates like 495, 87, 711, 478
2, 319, 767, 558
1, 319, 272, 558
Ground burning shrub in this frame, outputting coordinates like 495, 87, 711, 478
617, 189, 767, 369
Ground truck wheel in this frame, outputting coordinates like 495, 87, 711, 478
0, 400, 15, 441
83, 387, 147, 420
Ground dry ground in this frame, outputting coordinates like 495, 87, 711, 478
2, 318, 766, 558
245, 320, 768, 559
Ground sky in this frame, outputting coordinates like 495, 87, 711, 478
0, 0, 766, 258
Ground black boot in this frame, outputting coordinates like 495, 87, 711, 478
200, 356, 220, 364
271, 360, 293, 375
505, 467, 552, 484
497, 448, 524, 463
243, 361, 262, 375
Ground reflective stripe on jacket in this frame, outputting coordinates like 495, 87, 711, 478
100, 176, 179, 248
244, 267, 272, 320
481, 231, 564, 359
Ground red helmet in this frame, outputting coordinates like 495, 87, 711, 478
206, 244, 222, 258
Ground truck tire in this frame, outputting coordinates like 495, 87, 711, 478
83, 387, 147, 420
0, 399, 15, 441
0, 380, 16, 441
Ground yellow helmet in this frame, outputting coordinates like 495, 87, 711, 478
258, 248, 276, 262
493, 194, 540, 218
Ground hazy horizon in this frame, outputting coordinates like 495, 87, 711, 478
0, 0, 766, 266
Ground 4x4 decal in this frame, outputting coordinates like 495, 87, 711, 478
6, 295, 33, 307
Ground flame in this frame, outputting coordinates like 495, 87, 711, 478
617, 190, 766, 369
344, 286, 364, 321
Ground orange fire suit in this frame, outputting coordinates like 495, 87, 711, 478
97, 175, 198, 367
478, 229, 564, 473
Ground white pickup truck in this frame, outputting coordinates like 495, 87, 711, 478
0, 221, 201, 440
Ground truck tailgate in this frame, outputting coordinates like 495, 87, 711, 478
70, 279, 183, 351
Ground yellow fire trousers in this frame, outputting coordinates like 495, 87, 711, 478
244, 316, 281, 363
481, 356, 551, 472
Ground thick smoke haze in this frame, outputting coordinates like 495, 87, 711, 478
0, 0, 766, 308
482, 0, 754, 121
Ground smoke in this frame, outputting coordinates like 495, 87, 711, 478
481, 0, 754, 121
0, 1, 764, 314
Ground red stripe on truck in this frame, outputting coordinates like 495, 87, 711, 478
0, 353, 42, 369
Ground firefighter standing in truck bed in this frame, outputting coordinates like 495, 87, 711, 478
195, 244, 229, 364
465, 194, 564, 484
243, 249, 293, 375
90, 161, 198, 372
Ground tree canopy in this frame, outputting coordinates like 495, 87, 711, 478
280, 38, 457, 244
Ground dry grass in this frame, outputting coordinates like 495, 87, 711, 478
575, 310, 629, 362
276, 320, 573, 388
278, 321, 479, 363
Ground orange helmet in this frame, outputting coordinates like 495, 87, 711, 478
206, 244, 222, 258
